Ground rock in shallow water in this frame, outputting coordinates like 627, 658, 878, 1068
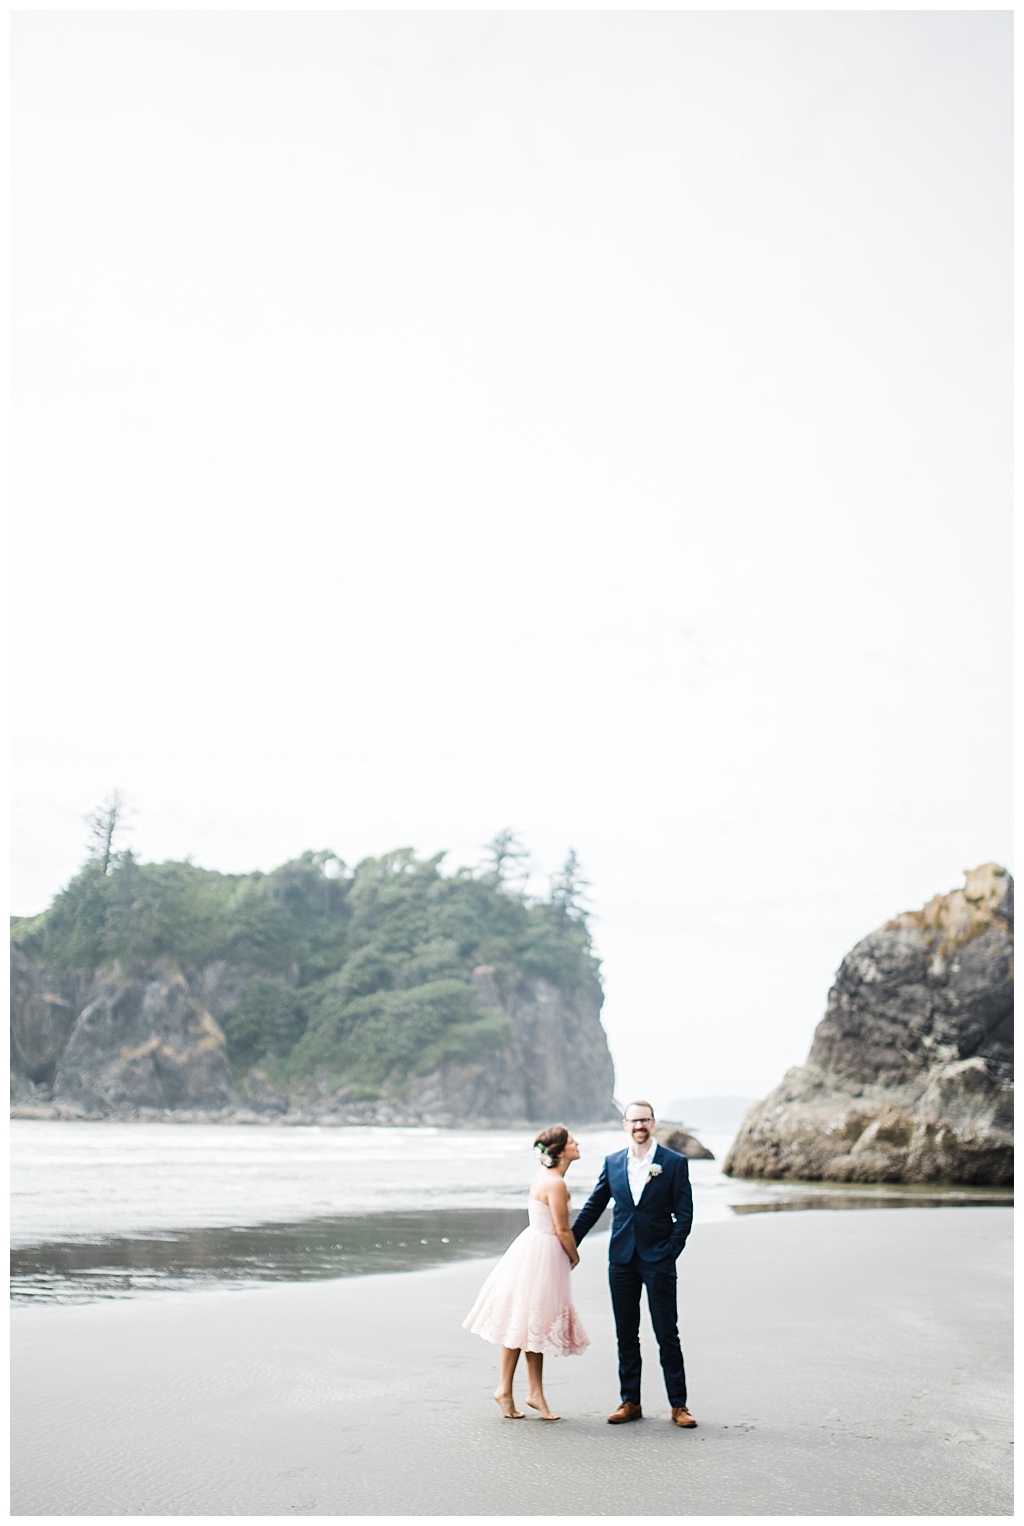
724, 864, 1013, 1186
654, 1124, 715, 1160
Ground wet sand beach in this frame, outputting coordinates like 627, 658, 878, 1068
11, 1207, 1012, 1516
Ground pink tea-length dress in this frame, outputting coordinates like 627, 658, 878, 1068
462, 1198, 590, 1356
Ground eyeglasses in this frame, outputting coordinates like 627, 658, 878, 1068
624, 1116, 654, 1125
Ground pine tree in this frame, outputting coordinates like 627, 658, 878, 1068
85, 789, 131, 875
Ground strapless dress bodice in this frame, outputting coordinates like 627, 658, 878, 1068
528, 1198, 562, 1235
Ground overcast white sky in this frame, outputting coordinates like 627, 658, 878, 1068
11, 10, 1012, 1107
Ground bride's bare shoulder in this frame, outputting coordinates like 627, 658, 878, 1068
530, 1169, 568, 1201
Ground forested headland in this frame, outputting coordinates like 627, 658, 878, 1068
11, 803, 614, 1122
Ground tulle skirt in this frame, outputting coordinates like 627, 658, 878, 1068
462, 1224, 590, 1357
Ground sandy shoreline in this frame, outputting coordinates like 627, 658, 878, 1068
11, 1207, 1012, 1517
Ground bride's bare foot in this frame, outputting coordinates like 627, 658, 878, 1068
493, 1391, 524, 1419
527, 1395, 561, 1420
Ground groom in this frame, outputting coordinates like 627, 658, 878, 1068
571, 1100, 696, 1427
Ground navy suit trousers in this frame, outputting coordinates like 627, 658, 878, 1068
609, 1256, 687, 1407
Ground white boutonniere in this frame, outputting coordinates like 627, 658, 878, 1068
647, 1163, 662, 1181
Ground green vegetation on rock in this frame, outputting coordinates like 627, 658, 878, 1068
11, 821, 601, 1100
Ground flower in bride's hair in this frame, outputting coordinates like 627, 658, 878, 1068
534, 1142, 556, 1168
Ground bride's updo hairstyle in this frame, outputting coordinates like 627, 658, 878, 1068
533, 1124, 569, 1168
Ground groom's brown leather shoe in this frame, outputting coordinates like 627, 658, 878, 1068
671, 1406, 697, 1427
607, 1402, 643, 1424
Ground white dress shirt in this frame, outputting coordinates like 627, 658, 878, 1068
626, 1137, 658, 1205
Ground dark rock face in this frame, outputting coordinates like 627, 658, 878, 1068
10, 952, 240, 1115
51, 966, 237, 1114
724, 865, 1013, 1186
399, 967, 617, 1125
10, 948, 93, 1100
10, 954, 617, 1126
654, 1124, 715, 1161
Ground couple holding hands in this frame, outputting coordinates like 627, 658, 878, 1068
463, 1101, 697, 1428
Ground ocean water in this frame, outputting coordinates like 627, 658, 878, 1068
11, 1119, 1006, 1305
12, 1120, 737, 1244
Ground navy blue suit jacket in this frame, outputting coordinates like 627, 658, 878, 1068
572, 1143, 693, 1265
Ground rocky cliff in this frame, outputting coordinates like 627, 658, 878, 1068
724, 864, 1013, 1186
11, 951, 239, 1116
396, 966, 615, 1124
10, 951, 616, 1126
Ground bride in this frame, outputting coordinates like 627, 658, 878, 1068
463, 1124, 589, 1419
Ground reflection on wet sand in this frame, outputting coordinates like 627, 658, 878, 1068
730, 1189, 1012, 1214
11, 1207, 530, 1305
12, 1186, 1013, 1304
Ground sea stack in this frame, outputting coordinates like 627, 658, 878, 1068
725, 864, 1013, 1186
